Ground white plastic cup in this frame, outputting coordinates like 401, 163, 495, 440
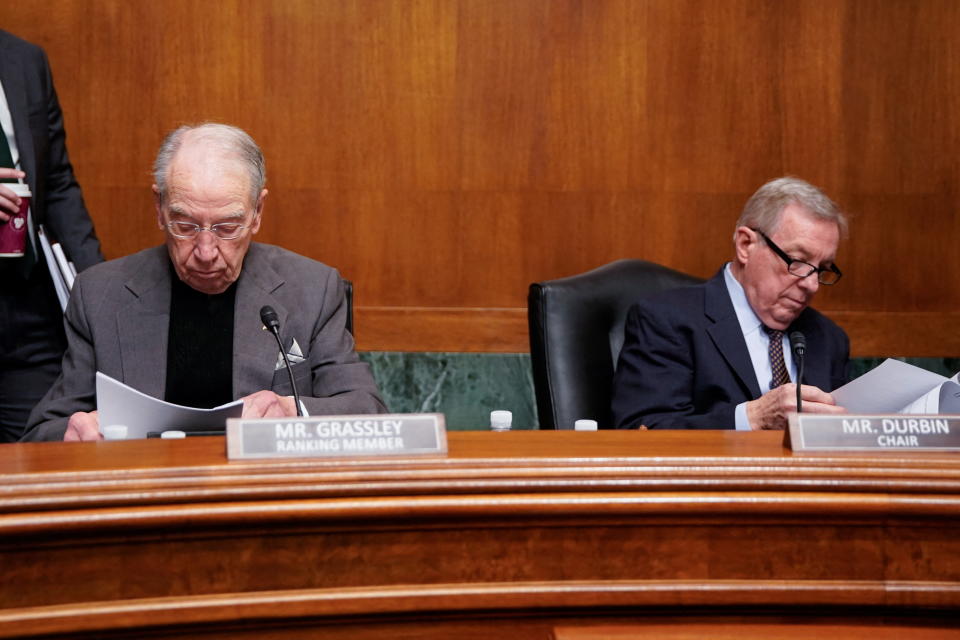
574, 419, 598, 431
490, 410, 513, 431
160, 430, 186, 439
102, 425, 129, 440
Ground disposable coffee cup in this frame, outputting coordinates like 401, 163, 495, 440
0, 183, 31, 258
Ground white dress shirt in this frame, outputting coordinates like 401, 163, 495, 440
723, 263, 796, 430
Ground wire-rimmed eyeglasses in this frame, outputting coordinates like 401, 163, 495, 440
165, 220, 249, 241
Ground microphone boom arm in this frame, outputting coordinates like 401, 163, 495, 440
260, 305, 304, 417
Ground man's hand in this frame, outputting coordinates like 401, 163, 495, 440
0, 168, 27, 222
745, 384, 845, 431
64, 411, 102, 441
241, 390, 298, 418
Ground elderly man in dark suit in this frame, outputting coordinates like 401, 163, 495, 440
0, 30, 103, 442
22, 123, 385, 441
612, 177, 850, 430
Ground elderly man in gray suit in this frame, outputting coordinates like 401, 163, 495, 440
21, 123, 386, 441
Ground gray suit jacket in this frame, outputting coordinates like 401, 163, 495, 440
0, 30, 102, 272
22, 243, 386, 440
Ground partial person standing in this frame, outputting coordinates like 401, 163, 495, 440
0, 30, 103, 442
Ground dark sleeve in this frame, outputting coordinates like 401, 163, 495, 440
20, 274, 98, 441
299, 269, 387, 416
32, 46, 103, 272
611, 303, 736, 430
828, 322, 851, 392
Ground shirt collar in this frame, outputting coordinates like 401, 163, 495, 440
723, 262, 764, 339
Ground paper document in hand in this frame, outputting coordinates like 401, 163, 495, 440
831, 359, 960, 414
96, 371, 243, 439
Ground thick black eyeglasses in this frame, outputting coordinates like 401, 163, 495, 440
752, 229, 842, 285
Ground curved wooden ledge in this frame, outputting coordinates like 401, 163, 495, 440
3, 580, 960, 639
5, 431, 960, 514
4, 431, 960, 638
3, 491, 960, 539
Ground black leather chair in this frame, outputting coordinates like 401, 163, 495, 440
528, 260, 703, 429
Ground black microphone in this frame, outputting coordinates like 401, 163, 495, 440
789, 331, 806, 414
260, 305, 303, 417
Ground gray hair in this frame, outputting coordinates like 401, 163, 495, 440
153, 123, 266, 205
734, 176, 847, 241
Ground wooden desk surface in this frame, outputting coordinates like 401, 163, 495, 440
3, 430, 960, 639
4, 430, 960, 514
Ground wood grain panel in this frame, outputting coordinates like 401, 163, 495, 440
3, 1, 960, 354
3, 431, 960, 638
355, 308, 960, 356
6, 585, 960, 639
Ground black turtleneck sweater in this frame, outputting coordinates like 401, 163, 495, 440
164, 273, 236, 408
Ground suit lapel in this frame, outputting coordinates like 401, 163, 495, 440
791, 312, 830, 390
233, 244, 288, 397
116, 248, 171, 398
0, 51, 38, 195
703, 270, 763, 399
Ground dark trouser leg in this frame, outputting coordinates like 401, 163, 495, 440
0, 261, 67, 443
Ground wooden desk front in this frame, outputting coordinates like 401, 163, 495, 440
2, 430, 959, 638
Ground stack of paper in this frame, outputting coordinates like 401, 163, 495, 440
832, 359, 960, 414
37, 225, 76, 312
96, 372, 244, 438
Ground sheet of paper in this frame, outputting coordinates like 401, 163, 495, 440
51, 241, 75, 289
96, 371, 243, 439
831, 358, 947, 414
938, 379, 960, 414
37, 226, 69, 312
900, 384, 942, 414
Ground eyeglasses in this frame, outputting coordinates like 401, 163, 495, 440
752, 229, 842, 285
165, 220, 250, 240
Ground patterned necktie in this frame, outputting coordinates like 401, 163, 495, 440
764, 326, 791, 388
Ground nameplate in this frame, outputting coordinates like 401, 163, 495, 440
226, 413, 447, 460
786, 414, 960, 451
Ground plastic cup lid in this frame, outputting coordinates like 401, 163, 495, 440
102, 425, 128, 440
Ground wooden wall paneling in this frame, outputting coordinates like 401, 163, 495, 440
536, 0, 647, 193
839, 0, 960, 196
2, 1, 960, 355
642, 0, 785, 194
779, 1, 847, 192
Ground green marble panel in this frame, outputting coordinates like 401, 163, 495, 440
359, 353, 960, 431
849, 357, 960, 379
360, 352, 538, 430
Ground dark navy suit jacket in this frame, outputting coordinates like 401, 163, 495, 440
0, 29, 102, 273
611, 268, 850, 429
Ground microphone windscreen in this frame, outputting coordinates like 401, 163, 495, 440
260, 305, 280, 331
789, 330, 806, 355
